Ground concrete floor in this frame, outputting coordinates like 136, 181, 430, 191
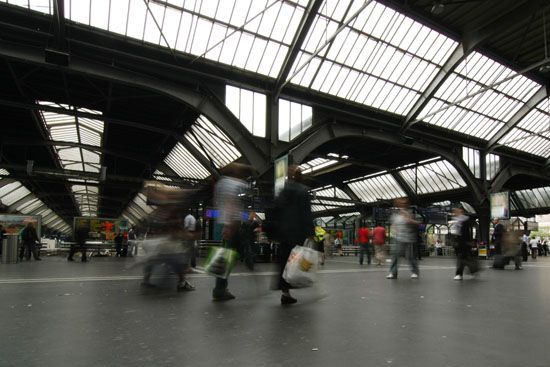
1, 255, 549, 367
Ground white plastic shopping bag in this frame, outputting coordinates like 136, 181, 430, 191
282, 245, 319, 288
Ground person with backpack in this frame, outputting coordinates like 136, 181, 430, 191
19, 222, 41, 261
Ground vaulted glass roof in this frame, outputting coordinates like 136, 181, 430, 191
38, 101, 104, 217
498, 98, 550, 158
71, 183, 98, 217
61, 0, 308, 77
399, 159, 466, 194
418, 52, 541, 140
288, 0, 457, 115
0, 172, 71, 233
346, 172, 406, 203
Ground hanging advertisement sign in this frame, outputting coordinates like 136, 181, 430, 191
274, 155, 288, 198
490, 191, 510, 219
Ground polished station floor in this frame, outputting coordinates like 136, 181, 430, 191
1, 255, 549, 367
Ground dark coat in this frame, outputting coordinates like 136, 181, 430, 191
276, 181, 314, 244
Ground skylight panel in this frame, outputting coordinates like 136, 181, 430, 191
418, 51, 541, 140
513, 187, 550, 209
16, 198, 42, 213
163, 142, 210, 180
288, 0, 458, 116
123, 189, 157, 223
225, 85, 267, 138
299, 158, 339, 175
184, 115, 241, 168
3, 0, 53, 14
498, 98, 550, 157
346, 173, 406, 202
1, 184, 31, 206
278, 99, 312, 142
65, 0, 306, 78
312, 185, 351, 200
399, 160, 466, 194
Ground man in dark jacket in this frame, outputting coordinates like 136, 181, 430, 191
20, 222, 41, 261
274, 166, 314, 305
68, 226, 89, 262
453, 207, 478, 280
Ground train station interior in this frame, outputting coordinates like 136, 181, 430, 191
1, 1, 550, 366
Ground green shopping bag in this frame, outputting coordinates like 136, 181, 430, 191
204, 246, 239, 279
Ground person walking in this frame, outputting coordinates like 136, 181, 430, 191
114, 231, 124, 257
211, 164, 250, 301
357, 224, 371, 265
274, 165, 314, 305
68, 225, 89, 262
530, 236, 538, 259
452, 207, 479, 280
372, 223, 386, 266
19, 222, 41, 261
387, 198, 419, 279
521, 233, 529, 262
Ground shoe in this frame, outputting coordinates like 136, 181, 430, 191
67, 257, 74, 262
515, 266, 523, 270
454, 275, 463, 280
410, 273, 419, 279
177, 281, 195, 292
213, 291, 236, 301
35, 258, 42, 261
281, 294, 297, 305
386, 274, 396, 279
140, 282, 155, 289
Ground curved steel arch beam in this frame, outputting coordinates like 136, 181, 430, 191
490, 163, 550, 193
0, 41, 270, 174
288, 121, 485, 204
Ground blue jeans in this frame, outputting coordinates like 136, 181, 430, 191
389, 242, 419, 276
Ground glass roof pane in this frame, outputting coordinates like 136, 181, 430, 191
288, 0, 458, 116
311, 185, 351, 200
184, 115, 241, 169
164, 142, 211, 179
418, 51, 541, 140
4, 0, 52, 14
498, 98, 550, 157
16, 198, 41, 213
65, 0, 306, 78
346, 172, 406, 203
299, 158, 339, 175
513, 187, 550, 209
1, 185, 31, 206
398, 159, 466, 194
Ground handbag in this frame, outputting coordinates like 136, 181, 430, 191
282, 245, 319, 288
204, 246, 238, 279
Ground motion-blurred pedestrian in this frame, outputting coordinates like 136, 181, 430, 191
273, 165, 314, 304
387, 198, 419, 279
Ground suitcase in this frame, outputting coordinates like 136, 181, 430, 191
492, 255, 509, 269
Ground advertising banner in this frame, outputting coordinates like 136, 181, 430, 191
0, 214, 41, 238
74, 217, 129, 241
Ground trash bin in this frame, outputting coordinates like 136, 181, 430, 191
2, 234, 19, 264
